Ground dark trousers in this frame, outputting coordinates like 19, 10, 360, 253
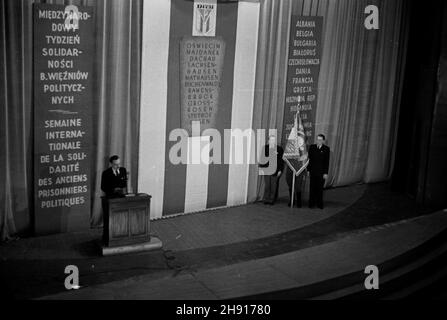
309, 174, 325, 208
264, 175, 280, 204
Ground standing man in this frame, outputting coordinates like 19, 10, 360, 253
308, 134, 330, 209
259, 136, 284, 205
101, 155, 128, 198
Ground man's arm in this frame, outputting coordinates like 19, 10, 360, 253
258, 145, 268, 168
123, 168, 127, 188
119, 168, 128, 188
101, 171, 109, 194
324, 147, 330, 175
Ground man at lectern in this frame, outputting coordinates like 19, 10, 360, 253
101, 155, 128, 198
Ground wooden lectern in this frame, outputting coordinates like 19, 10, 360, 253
101, 194, 162, 255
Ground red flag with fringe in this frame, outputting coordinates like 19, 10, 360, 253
283, 111, 309, 175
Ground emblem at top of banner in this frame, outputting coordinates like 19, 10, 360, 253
193, 0, 217, 37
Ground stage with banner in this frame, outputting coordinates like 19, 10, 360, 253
138, 0, 261, 219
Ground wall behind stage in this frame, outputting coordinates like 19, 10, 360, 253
247, 0, 410, 201
0, 0, 142, 239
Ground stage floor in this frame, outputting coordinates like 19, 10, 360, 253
0, 182, 440, 299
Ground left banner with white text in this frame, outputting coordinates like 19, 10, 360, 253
33, 4, 95, 235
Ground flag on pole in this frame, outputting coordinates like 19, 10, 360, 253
283, 111, 309, 175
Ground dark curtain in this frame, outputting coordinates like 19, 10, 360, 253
393, 0, 447, 208
248, 0, 410, 202
0, 0, 142, 241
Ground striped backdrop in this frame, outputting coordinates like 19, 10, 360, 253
138, 0, 260, 219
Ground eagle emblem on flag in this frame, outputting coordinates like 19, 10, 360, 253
283, 111, 309, 176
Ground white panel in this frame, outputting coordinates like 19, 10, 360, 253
184, 136, 211, 213
226, 1, 260, 207
137, 0, 171, 219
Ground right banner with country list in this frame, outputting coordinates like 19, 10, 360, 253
283, 16, 323, 146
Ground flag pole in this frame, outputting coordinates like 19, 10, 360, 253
291, 172, 295, 209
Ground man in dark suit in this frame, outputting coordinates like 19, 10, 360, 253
101, 155, 128, 198
308, 134, 330, 209
259, 135, 284, 205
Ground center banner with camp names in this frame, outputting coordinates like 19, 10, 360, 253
33, 3, 95, 235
